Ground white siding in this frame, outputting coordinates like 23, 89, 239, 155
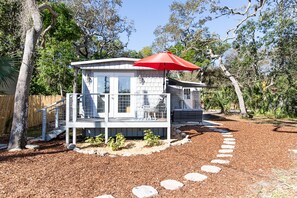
136, 70, 164, 94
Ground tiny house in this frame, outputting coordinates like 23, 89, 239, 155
66, 58, 204, 145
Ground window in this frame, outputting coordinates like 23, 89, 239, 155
97, 76, 110, 113
184, 88, 191, 99
118, 77, 131, 113
97, 76, 110, 93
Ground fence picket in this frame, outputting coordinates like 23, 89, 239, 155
0, 95, 63, 136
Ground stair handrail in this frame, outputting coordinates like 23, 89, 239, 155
36, 97, 66, 141
36, 98, 66, 112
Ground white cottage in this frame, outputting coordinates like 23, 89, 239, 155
66, 58, 204, 145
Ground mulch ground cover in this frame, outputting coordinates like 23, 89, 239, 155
0, 115, 296, 197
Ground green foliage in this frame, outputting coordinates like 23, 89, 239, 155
202, 86, 237, 113
85, 134, 104, 146
144, 129, 161, 147
42, 3, 82, 42
139, 46, 153, 58
107, 133, 126, 151
64, 0, 134, 59
31, 39, 78, 95
0, 0, 22, 58
0, 56, 17, 88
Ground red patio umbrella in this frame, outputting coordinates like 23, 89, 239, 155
133, 52, 200, 90
133, 52, 200, 71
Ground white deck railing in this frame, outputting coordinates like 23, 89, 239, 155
66, 93, 171, 145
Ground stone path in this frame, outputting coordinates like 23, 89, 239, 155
160, 180, 184, 190
96, 121, 237, 198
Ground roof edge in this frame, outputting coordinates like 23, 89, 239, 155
71, 57, 140, 66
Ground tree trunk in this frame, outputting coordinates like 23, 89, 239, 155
218, 57, 248, 116
8, 0, 42, 150
8, 28, 40, 150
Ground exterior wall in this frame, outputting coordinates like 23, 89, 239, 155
80, 63, 164, 119
136, 70, 164, 94
83, 128, 166, 138
167, 85, 202, 110
81, 69, 164, 94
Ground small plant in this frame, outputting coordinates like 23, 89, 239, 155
108, 133, 126, 151
144, 129, 161, 147
85, 134, 104, 146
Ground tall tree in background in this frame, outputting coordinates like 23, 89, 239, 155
8, 0, 57, 150
31, 3, 82, 96
0, 0, 21, 92
154, 0, 268, 116
64, 0, 134, 59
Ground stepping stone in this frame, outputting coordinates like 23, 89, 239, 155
219, 149, 233, 153
217, 154, 233, 158
224, 138, 236, 141
223, 141, 235, 145
211, 159, 230, 164
160, 179, 184, 190
184, 173, 208, 182
221, 145, 235, 149
95, 195, 114, 198
222, 134, 233, 137
201, 165, 221, 173
132, 185, 158, 198
25, 144, 40, 150
289, 149, 297, 154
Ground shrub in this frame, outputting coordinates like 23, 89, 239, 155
108, 133, 126, 151
144, 129, 161, 147
85, 134, 104, 146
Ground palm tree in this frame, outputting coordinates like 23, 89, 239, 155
0, 56, 17, 92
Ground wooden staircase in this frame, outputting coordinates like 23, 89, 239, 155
31, 98, 66, 142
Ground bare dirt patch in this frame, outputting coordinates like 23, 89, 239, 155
0, 115, 296, 197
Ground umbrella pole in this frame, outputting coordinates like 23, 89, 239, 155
163, 70, 166, 92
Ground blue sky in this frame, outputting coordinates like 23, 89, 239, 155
119, 0, 246, 51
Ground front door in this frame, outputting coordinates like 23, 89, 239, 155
94, 72, 135, 118
183, 88, 192, 109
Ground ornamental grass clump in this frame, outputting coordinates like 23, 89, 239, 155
84, 134, 104, 146
108, 133, 126, 151
144, 129, 161, 147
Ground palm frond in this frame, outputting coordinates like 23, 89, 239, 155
0, 56, 18, 88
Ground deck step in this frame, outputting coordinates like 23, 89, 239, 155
30, 126, 66, 142
0, 144, 8, 150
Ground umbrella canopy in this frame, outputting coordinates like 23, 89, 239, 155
133, 52, 200, 71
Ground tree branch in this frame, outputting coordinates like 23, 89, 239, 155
38, 3, 58, 47
224, 0, 266, 41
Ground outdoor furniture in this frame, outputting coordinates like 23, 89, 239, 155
143, 105, 157, 120
173, 109, 203, 123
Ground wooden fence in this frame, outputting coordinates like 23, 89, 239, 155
0, 95, 63, 135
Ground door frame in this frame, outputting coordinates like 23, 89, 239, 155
94, 72, 136, 118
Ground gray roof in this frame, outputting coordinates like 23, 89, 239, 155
168, 78, 207, 88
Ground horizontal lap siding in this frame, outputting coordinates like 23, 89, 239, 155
84, 128, 166, 138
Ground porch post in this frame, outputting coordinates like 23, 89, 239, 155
41, 108, 47, 141
73, 67, 78, 93
55, 107, 59, 128
104, 94, 109, 144
167, 94, 171, 144
65, 94, 70, 146
72, 93, 77, 144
